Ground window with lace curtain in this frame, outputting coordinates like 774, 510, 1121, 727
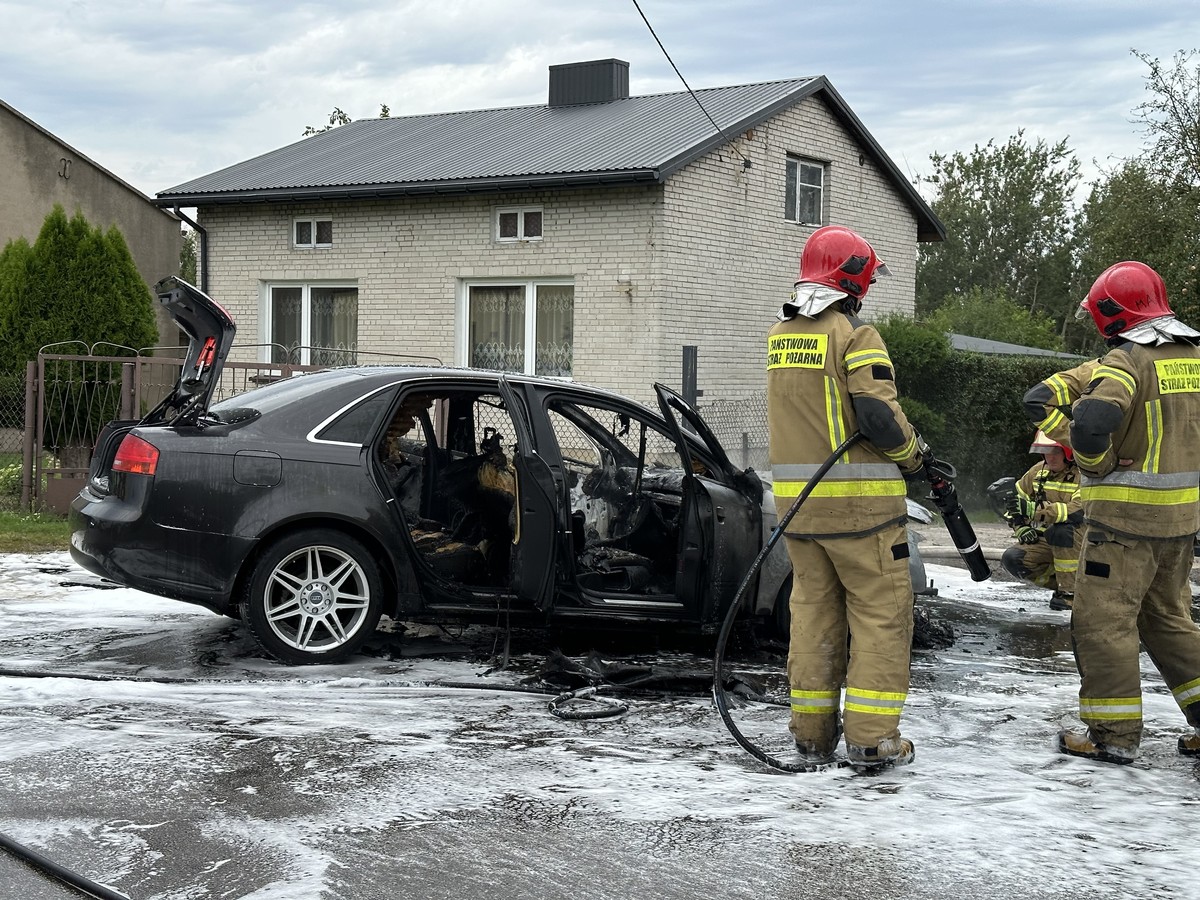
265, 283, 358, 365
785, 157, 826, 226
460, 279, 573, 377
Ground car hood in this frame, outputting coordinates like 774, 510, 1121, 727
153, 276, 236, 421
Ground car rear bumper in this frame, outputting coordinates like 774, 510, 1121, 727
70, 485, 251, 616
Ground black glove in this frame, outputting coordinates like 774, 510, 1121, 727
1014, 525, 1039, 545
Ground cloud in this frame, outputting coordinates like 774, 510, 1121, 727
0, 0, 1192, 197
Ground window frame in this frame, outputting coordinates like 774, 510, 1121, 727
292, 216, 334, 249
494, 206, 544, 243
261, 280, 359, 365
784, 156, 827, 226
456, 277, 574, 378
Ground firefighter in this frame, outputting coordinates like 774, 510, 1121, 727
1023, 357, 1100, 450
1060, 260, 1200, 764
998, 430, 1083, 610
767, 225, 938, 770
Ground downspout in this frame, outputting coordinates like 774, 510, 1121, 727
172, 206, 208, 292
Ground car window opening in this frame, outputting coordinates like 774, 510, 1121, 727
380, 391, 518, 587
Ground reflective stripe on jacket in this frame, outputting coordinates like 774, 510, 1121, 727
767, 308, 919, 538
1023, 359, 1100, 448
1070, 341, 1200, 539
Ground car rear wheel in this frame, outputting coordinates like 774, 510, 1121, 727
242, 529, 384, 664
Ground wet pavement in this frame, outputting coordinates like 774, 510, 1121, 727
2, 551, 1199, 900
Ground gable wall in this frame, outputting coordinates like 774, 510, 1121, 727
0, 103, 183, 345
200, 184, 665, 400
656, 95, 919, 401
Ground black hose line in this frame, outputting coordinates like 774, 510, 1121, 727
712, 432, 864, 773
0, 830, 131, 900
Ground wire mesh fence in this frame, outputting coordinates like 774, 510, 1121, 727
696, 393, 769, 472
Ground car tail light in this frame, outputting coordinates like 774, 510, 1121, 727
112, 434, 160, 476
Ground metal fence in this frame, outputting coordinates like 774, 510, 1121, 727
2, 342, 769, 513
4, 345, 441, 513
696, 393, 770, 472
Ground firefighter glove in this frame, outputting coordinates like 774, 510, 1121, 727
1006, 494, 1037, 519
1014, 525, 1039, 545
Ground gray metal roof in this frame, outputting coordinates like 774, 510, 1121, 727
157, 75, 944, 241
948, 332, 1084, 359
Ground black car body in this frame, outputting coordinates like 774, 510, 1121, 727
71, 278, 931, 663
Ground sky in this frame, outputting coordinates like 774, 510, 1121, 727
0, 1, 1191, 204
2, 550, 1200, 897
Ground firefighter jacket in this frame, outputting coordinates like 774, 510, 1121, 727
1070, 340, 1200, 540
1016, 460, 1083, 530
1023, 358, 1101, 448
767, 307, 922, 538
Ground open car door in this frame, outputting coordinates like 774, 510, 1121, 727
143, 276, 237, 426
654, 383, 762, 630
497, 377, 559, 613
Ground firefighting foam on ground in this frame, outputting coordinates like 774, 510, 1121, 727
1, 545, 1197, 899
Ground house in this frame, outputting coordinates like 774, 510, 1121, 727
0, 98, 183, 347
155, 59, 944, 406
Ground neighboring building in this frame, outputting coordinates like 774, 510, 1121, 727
948, 333, 1085, 359
155, 59, 944, 404
0, 98, 184, 348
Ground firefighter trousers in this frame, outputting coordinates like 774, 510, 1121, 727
1000, 528, 1077, 593
1072, 529, 1200, 750
784, 523, 913, 753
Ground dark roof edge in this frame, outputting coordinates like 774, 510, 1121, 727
154, 169, 661, 207
0, 97, 180, 222
811, 78, 946, 243
652, 78, 944, 243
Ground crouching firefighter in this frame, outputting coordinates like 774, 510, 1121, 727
1060, 260, 1200, 765
994, 430, 1083, 611
767, 225, 948, 770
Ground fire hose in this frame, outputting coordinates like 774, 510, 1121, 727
712, 431, 990, 773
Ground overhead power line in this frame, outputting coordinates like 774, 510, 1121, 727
630, 0, 752, 169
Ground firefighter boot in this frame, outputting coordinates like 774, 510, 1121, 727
846, 736, 914, 770
1058, 729, 1136, 765
1049, 591, 1074, 611
1178, 728, 1200, 756
794, 741, 838, 767
794, 713, 842, 766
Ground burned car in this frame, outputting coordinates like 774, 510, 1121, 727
71, 278, 933, 663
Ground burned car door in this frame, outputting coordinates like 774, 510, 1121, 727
654, 383, 763, 630
496, 378, 558, 612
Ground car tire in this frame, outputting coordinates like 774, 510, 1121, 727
241, 529, 384, 664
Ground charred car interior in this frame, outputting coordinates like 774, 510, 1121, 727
376, 386, 710, 604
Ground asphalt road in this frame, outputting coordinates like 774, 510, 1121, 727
1, 550, 1198, 900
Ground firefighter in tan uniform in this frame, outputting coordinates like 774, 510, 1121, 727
767, 225, 937, 770
998, 431, 1083, 610
1023, 358, 1101, 450
1060, 261, 1200, 764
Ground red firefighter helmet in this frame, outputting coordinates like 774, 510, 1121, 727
796, 226, 889, 299
1029, 429, 1073, 463
1077, 261, 1173, 338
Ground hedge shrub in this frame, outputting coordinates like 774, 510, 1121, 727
877, 317, 1083, 508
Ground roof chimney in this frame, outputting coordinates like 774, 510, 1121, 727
549, 59, 630, 107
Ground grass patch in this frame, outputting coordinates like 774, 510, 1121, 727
0, 509, 71, 554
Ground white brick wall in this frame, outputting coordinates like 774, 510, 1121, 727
198, 93, 920, 407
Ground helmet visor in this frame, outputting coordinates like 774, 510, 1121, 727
1074, 299, 1090, 321
870, 261, 892, 284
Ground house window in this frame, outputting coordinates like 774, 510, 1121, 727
293, 217, 334, 248
266, 283, 358, 365
461, 279, 573, 377
495, 207, 543, 242
785, 157, 825, 225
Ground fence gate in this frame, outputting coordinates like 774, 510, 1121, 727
20, 352, 328, 513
